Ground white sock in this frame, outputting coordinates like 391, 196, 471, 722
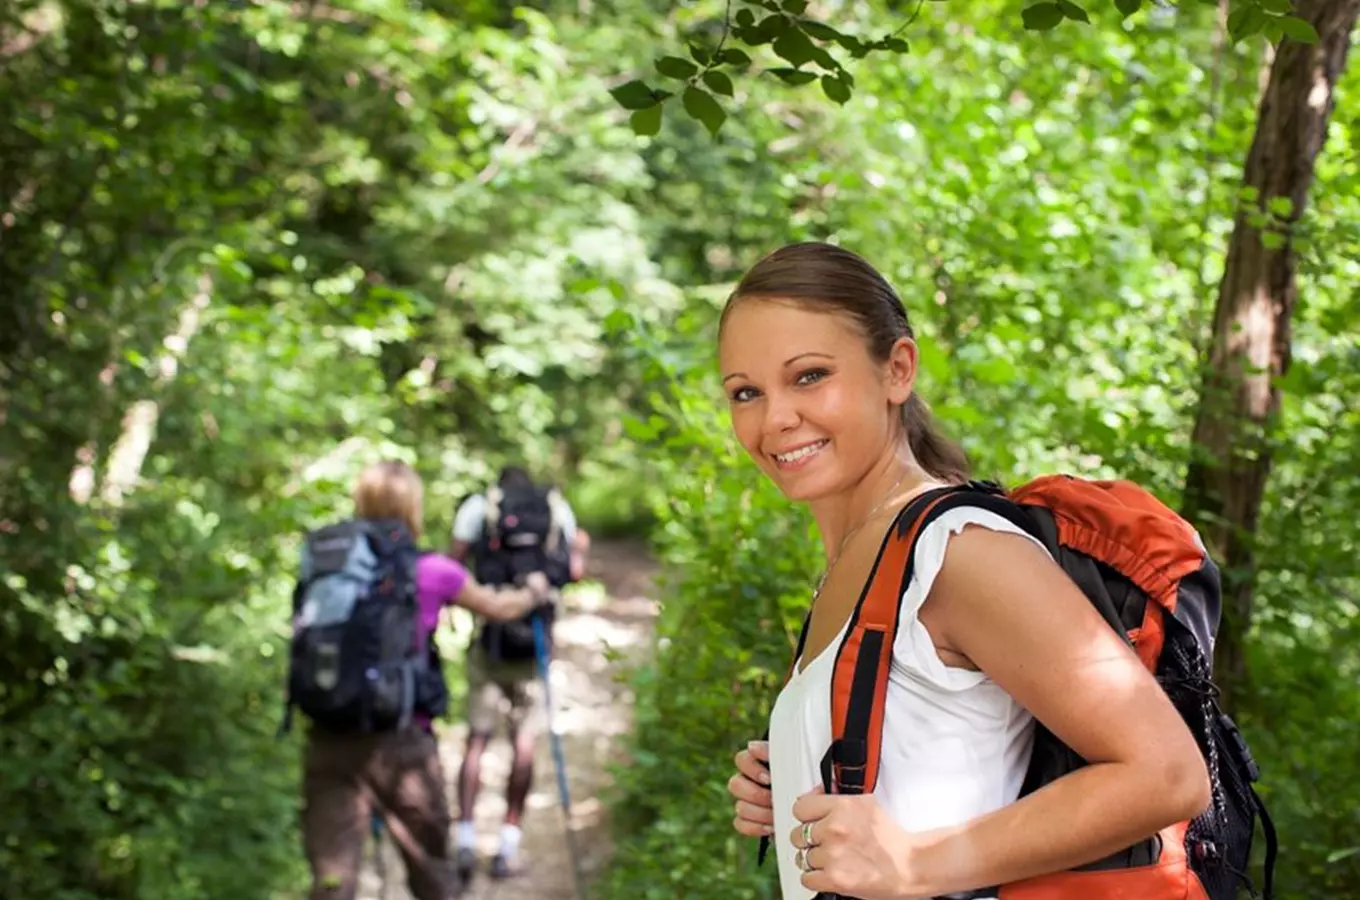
499, 823, 522, 858
456, 821, 477, 850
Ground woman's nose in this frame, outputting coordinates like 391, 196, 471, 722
763, 390, 801, 434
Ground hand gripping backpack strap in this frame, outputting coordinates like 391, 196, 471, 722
815, 482, 1033, 900
758, 485, 1002, 875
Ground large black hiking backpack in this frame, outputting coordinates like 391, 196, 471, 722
470, 480, 573, 662
757, 477, 1277, 900
283, 518, 446, 734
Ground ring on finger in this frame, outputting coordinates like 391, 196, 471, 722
798, 846, 817, 873
801, 820, 816, 848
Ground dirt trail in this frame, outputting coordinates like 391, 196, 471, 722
358, 539, 659, 900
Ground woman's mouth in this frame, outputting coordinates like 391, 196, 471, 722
772, 439, 830, 469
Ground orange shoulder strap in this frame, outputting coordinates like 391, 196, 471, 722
823, 485, 989, 796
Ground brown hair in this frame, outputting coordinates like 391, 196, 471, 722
720, 241, 971, 484
353, 460, 425, 540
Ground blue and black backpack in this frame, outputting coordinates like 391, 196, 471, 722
282, 518, 447, 734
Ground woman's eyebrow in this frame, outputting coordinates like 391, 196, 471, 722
784, 352, 834, 367
722, 352, 834, 384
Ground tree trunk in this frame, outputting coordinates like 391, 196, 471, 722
1181, 0, 1360, 715
74, 274, 213, 506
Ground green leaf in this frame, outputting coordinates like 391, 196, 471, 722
802, 21, 840, 40
973, 356, 1019, 385
1268, 196, 1295, 218
1279, 15, 1319, 43
781, 0, 809, 13
656, 56, 698, 80
688, 43, 711, 65
1057, 0, 1090, 23
719, 47, 752, 67
735, 8, 756, 27
621, 415, 660, 442
835, 33, 872, 57
1325, 847, 1360, 864
603, 309, 636, 336
703, 70, 735, 97
916, 336, 950, 384
746, 14, 790, 46
768, 67, 819, 85
1021, 3, 1065, 31
630, 103, 664, 137
682, 86, 726, 136
772, 27, 817, 66
1258, 0, 1292, 15
820, 73, 851, 104
1260, 230, 1286, 250
1228, 7, 1266, 40
1114, 0, 1142, 16
610, 80, 662, 110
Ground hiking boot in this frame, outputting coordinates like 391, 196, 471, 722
489, 852, 525, 879
455, 846, 478, 887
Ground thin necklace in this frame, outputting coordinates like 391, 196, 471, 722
811, 466, 915, 603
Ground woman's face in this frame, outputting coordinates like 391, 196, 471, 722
718, 298, 915, 503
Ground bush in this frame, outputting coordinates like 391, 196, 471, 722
0, 493, 306, 900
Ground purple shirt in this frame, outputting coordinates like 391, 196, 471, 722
417, 552, 470, 642
415, 553, 469, 728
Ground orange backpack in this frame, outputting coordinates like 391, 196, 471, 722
758, 476, 1277, 900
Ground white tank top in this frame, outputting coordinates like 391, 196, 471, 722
768, 507, 1048, 900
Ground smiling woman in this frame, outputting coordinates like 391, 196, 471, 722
719, 242, 1217, 900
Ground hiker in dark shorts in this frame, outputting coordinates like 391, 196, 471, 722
290, 460, 552, 900
448, 465, 588, 881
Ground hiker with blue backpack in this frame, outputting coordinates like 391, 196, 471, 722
719, 243, 1275, 900
284, 460, 556, 900
447, 465, 586, 884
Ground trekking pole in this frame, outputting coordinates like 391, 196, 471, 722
370, 811, 390, 900
531, 606, 588, 900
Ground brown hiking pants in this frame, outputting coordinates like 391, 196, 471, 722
301, 727, 457, 900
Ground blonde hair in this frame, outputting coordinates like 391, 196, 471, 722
353, 460, 424, 540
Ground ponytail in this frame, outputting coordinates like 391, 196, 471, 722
902, 394, 971, 484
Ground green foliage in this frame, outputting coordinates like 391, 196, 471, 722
614, 0, 1324, 135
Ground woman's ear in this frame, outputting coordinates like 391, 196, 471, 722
884, 337, 918, 406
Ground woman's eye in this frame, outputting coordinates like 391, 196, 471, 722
730, 386, 758, 403
796, 369, 829, 386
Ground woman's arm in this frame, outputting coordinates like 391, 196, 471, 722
456, 573, 548, 622
425, 554, 548, 622
903, 525, 1211, 895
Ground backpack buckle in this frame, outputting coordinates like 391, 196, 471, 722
824, 739, 868, 794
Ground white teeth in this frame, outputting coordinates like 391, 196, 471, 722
775, 440, 828, 463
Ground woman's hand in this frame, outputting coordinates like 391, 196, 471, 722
524, 571, 550, 599
789, 787, 923, 900
728, 740, 774, 837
